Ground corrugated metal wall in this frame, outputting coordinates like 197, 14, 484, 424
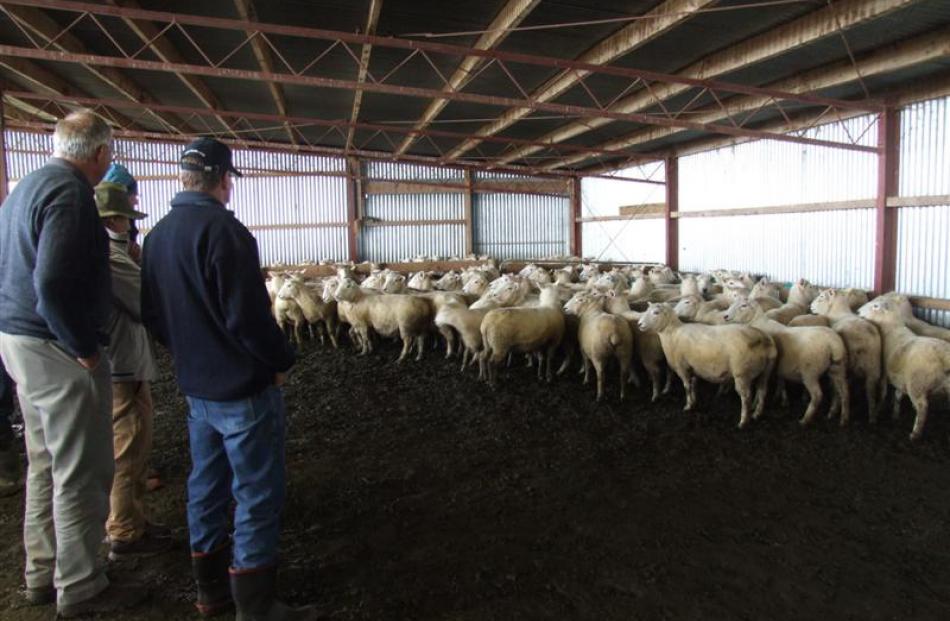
897, 96, 950, 327
4, 131, 350, 266
580, 163, 666, 262
360, 161, 465, 262
678, 114, 880, 289
361, 192, 465, 262
473, 191, 569, 259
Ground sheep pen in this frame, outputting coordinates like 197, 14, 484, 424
2, 329, 950, 619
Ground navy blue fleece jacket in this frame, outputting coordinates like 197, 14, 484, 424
141, 191, 294, 400
0, 158, 111, 357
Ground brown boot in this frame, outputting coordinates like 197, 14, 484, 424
193, 544, 233, 617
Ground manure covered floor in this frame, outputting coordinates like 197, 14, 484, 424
2, 341, 950, 620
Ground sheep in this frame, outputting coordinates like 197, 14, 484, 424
637, 303, 776, 428
787, 314, 831, 328
434, 299, 495, 371
859, 299, 950, 440
603, 293, 668, 401
870, 293, 950, 343
479, 284, 565, 385
842, 288, 869, 311
434, 271, 463, 291
273, 289, 306, 345
382, 272, 407, 293
360, 269, 388, 291
563, 291, 633, 401
649, 265, 676, 285
461, 271, 490, 296
764, 279, 820, 324
470, 275, 530, 309
628, 276, 653, 301
750, 277, 783, 303
578, 263, 600, 283
278, 277, 339, 349
679, 274, 701, 298
725, 299, 850, 427
673, 295, 727, 325
266, 271, 288, 305
811, 288, 885, 421
332, 277, 434, 362
554, 266, 576, 286
407, 271, 435, 291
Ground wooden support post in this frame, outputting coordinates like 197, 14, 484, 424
664, 156, 678, 271
345, 157, 361, 262
570, 176, 582, 257
873, 105, 899, 295
463, 169, 474, 256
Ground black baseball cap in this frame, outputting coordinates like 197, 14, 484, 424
179, 137, 243, 177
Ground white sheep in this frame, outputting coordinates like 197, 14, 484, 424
434, 271, 463, 291
407, 271, 435, 291
764, 279, 820, 324
278, 277, 339, 348
638, 303, 776, 427
434, 299, 495, 371
726, 299, 850, 426
859, 299, 950, 440
871, 293, 950, 343
332, 277, 433, 362
673, 295, 727, 325
604, 293, 669, 402
811, 288, 885, 421
382, 272, 407, 294
479, 284, 565, 385
564, 291, 633, 401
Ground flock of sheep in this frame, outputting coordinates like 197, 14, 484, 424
267, 261, 950, 442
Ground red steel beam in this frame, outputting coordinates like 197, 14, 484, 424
4, 117, 658, 186
2, 0, 881, 115
2, 89, 662, 168
345, 157, 360, 262
873, 106, 899, 294
664, 156, 679, 271
0, 43, 883, 156
0, 93, 8, 201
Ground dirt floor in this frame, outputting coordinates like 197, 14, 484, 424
2, 338, 950, 620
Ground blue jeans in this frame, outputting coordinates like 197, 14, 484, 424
185, 385, 286, 570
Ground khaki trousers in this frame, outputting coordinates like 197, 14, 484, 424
106, 380, 153, 542
0, 333, 113, 606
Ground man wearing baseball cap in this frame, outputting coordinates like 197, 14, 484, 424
95, 181, 172, 561
141, 138, 312, 620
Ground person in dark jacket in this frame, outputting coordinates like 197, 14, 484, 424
141, 137, 314, 621
0, 109, 147, 617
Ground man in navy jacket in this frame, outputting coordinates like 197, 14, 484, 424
142, 138, 313, 621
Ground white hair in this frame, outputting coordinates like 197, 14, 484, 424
52, 109, 112, 161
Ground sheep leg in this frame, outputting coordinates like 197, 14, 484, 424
327, 317, 339, 349
556, 350, 573, 376
460, 348, 468, 372
909, 394, 928, 442
662, 366, 674, 395
439, 326, 455, 359
798, 376, 823, 426
546, 346, 557, 383
866, 376, 880, 425
627, 366, 642, 389
649, 366, 662, 403
777, 378, 788, 408
618, 357, 629, 402
675, 368, 694, 411
526, 354, 534, 368
581, 356, 591, 385
397, 333, 413, 363
752, 369, 770, 420
593, 358, 605, 401
308, 323, 315, 341
892, 388, 904, 421
415, 335, 425, 362
830, 366, 850, 427
735, 376, 753, 429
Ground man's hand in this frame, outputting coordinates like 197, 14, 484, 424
274, 372, 287, 387
77, 352, 100, 370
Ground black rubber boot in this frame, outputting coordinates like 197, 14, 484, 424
230, 566, 318, 621
192, 544, 233, 617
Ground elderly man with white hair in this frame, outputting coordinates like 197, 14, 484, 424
0, 109, 147, 617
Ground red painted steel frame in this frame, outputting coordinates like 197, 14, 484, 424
0, 44, 881, 156
664, 156, 679, 271
873, 106, 899, 295
2, 0, 881, 114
